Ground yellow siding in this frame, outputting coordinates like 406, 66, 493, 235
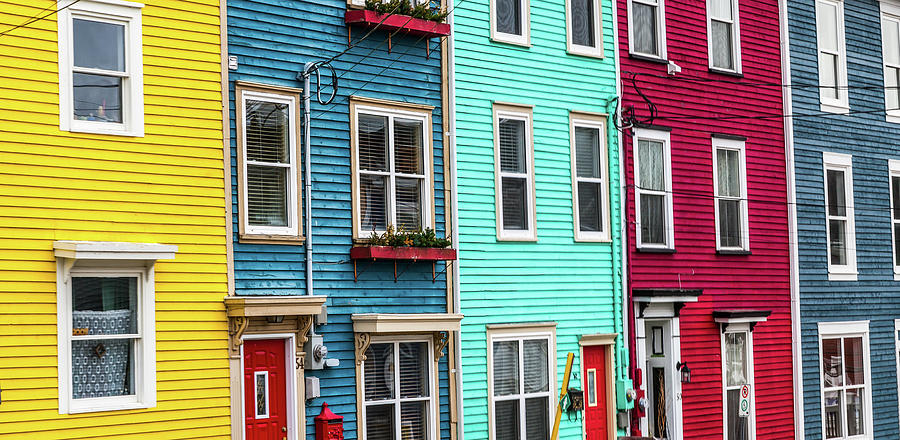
0, 1, 229, 438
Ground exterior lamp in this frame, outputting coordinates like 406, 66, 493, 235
676, 361, 691, 383
266, 315, 285, 324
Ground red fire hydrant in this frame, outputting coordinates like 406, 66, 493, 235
315, 402, 344, 440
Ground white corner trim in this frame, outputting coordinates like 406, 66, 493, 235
53, 241, 177, 260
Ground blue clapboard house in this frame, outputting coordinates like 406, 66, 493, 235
787, 0, 900, 437
221, 1, 460, 439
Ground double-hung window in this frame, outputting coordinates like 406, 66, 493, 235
488, 328, 555, 440
722, 327, 755, 440
58, 0, 144, 136
818, 321, 872, 440
236, 84, 302, 242
634, 129, 673, 249
491, 0, 530, 45
882, 3, 900, 122
352, 98, 433, 239
494, 104, 537, 240
708, 0, 741, 72
713, 137, 749, 251
567, 0, 603, 57
890, 160, 900, 278
816, 0, 849, 112
823, 153, 856, 280
571, 115, 609, 241
629, 0, 667, 58
361, 338, 436, 440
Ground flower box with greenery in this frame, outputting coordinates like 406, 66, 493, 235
350, 226, 456, 261
345, 0, 451, 39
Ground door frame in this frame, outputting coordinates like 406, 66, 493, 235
579, 333, 617, 440
634, 303, 684, 440
240, 333, 299, 440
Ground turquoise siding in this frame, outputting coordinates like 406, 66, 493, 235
453, 0, 626, 439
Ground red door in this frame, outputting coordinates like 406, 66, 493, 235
583, 345, 610, 440
244, 339, 288, 440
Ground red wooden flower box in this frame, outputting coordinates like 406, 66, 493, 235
344, 10, 451, 38
350, 246, 457, 261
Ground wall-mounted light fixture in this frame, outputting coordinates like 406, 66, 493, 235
676, 361, 691, 384
266, 315, 284, 324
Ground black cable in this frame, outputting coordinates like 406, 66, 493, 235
623, 70, 898, 91
0, 0, 83, 39
317, 1, 406, 66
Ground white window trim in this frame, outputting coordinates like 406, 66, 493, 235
822, 152, 857, 280
712, 137, 750, 252
817, 321, 874, 440
706, 0, 742, 73
890, 160, 900, 279
720, 323, 756, 440
881, 2, 900, 123
359, 335, 438, 440
486, 326, 557, 440
571, 115, 611, 242
815, 0, 850, 113
490, 0, 531, 46
633, 128, 674, 250
627, 0, 668, 59
58, 0, 144, 137
494, 104, 537, 241
566, 0, 604, 58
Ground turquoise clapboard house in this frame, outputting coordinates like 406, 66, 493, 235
452, 0, 628, 438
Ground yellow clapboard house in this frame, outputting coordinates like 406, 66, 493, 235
0, 1, 230, 438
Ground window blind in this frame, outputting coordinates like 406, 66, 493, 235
499, 118, 529, 231
571, 0, 595, 47
245, 99, 291, 228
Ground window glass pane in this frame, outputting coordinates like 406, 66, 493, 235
710, 0, 733, 21
71, 338, 134, 399
826, 169, 846, 217
719, 199, 742, 248
502, 176, 528, 231
633, 3, 659, 55
493, 340, 520, 396
495, 399, 521, 440
365, 343, 394, 401
525, 396, 550, 440
638, 140, 665, 191
523, 339, 549, 393
73, 19, 125, 71
246, 100, 290, 164
247, 165, 288, 227
395, 177, 423, 231
711, 20, 734, 70
822, 338, 843, 388
640, 193, 666, 245
843, 337, 865, 385
717, 149, 741, 197
575, 126, 601, 178
73, 73, 122, 123
886, 67, 900, 111
823, 390, 842, 439
819, 53, 839, 101
360, 174, 388, 232
359, 114, 388, 172
845, 388, 865, 436
578, 182, 603, 232
256, 372, 268, 418
571, 0, 596, 47
366, 403, 395, 440
893, 176, 900, 219
726, 388, 750, 440
895, 224, 900, 264
724, 332, 747, 387
400, 401, 428, 440
72, 277, 137, 335
829, 219, 847, 265
885, 19, 900, 65
399, 342, 428, 398
496, 0, 523, 35
817, 2, 839, 52
394, 118, 424, 175
586, 370, 597, 406
499, 118, 527, 173
650, 366, 668, 438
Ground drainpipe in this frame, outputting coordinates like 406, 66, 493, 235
610, 0, 629, 385
302, 62, 315, 303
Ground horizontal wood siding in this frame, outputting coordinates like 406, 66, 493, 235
226, 1, 450, 438
0, 1, 229, 438
616, 0, 796, 436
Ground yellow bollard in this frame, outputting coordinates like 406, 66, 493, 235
550, 352, 575, 440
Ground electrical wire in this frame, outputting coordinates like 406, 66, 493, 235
623, 70, 900, 91
0, 0, 83, 39
317, 1, 407, 66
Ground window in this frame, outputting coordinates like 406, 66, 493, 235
361, 339, 436, 440
890, 160, 900, 278
58, 0, 143, 136
882, 3, 900, 122
713, 137, 749, 251
634, 128, 673, 249
707, 0, 741, 72
823, 153, 856, 280
488, 327, 555, 440
570, 115, 610, 241
491, 0, 530, 45
722, 327, 755, 440
567, 0, 603, 57
494, 104, 536, 241
816, 0, 849, 112
818, 321, 872, 440
629, 0, 667, 58
236, 84, 302, 242
351, 98, 434, 240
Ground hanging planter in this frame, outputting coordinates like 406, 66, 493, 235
349, 245, 457, 261
344, 9, 451, 38
350, 227, 455, 281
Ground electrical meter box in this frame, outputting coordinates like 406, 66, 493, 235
616, 378, 634, 410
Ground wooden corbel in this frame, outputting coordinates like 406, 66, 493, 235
230, 316, 249, 353
433, 331, 449, 360
296, 315, 314, 370
355, 332, 371, 365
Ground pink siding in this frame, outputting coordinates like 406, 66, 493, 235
617, 0, 795, 436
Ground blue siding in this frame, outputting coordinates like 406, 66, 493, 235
788, 0, 900, 437
226, 1, 450, 438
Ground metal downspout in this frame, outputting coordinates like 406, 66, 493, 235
610, 0, 629, 385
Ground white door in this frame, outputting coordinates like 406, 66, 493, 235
645, 320, 676, 440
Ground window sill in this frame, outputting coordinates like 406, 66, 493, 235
716, 249, 751, 255
496, 232, 538, 242
636, 246, 676, 254
886, 113, 900, 124
490, 35, 531, 48
66, 399, 153, 414
567, 46, 604, 60
708, 67, 743, 78
64, 124, 144, 138
827, 271, 858, 281
574, 234, 612, 243
628, 52, 668, 65
239, 234, 305, 245
820, 102, 850, 114
894, 272, 900, 281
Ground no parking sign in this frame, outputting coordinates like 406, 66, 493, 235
739, 384, 751, 417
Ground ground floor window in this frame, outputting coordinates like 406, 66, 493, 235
818, 321, 871, 440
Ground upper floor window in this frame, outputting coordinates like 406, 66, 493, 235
882, 3, 900, 122
351, 97, 434, 239
494, 104, 537, 241
567, 0, 603, 57
816, 0, 849, 112
823, 152, 856, 280
708, 0, 741, 72
58, 0, 144, 136
492, 0, 530, 46
890, 160, 900, 278
713, 137, 749, 251
634, 128, 673, 250
571, 114, 609, 241
818, 321, 872, 440
629, 0, 667, 58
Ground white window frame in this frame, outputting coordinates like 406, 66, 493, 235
712, 137, 750, 252
720, 323, 756, 440
490, 0, 531, 46
706, 0, 742, 73
236, 86, 302, 241
815, 0, 850, 113
889, 160, 900, 279
571, 115, 610, 241
881, 3, 900, 123
350, 100, 435, 240
486, 325, 557, 440
494, 104, 537, 241
566, 0, 604, 57
633, 128, 674, 250
58, 0, 144, 137
817, 321, 874, 440
823, 152, 857, 280
359, 335, 438, 440
628, 0, 668, 59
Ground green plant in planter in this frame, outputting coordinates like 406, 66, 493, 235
364, 0, 449, 23
366, 225, 452, 248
